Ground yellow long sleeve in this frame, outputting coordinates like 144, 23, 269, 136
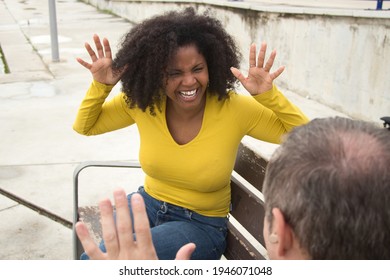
73, 82, 308, 216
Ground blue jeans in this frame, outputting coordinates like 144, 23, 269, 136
81, 186, 228, 260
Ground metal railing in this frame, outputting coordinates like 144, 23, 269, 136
376, 0, 383, 10
380, 117, 390, 130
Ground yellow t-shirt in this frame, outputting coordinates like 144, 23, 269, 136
73, 80, 309, 217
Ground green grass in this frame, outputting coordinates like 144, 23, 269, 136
0, 45, 10, 74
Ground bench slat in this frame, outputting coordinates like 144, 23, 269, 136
234, 143, 268, 192
224, 222, 265, 260
230, 179, 265, 246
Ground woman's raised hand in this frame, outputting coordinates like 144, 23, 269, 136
230, 42, 285, 96
77, 34, 122, 85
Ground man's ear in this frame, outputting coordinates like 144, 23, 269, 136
271, 208, 294, 258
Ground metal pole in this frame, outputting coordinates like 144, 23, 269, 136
376, 0, 383, 10
48, 0, 60, 62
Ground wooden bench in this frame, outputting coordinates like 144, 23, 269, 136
72, 142, 269, 260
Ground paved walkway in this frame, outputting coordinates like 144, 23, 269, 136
0, 0, 144, 259
0, 0, 363, 260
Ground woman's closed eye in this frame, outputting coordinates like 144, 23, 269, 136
167, 71, 181, 78
193, 66, 204, 73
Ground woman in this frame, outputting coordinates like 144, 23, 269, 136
73, 7, 309, 260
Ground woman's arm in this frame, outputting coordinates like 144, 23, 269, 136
73, 81, 135, 135
231, 42, 309, 143
249, 85, 309, 143
73, 34, 134, 135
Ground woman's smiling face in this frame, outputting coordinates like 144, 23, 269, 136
164, 44, 209, 112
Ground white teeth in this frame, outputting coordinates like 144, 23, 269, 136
179, 89, 197, 96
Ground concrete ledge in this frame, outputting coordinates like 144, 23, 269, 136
105, 0, 390, 18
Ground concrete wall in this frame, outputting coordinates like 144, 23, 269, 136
81, 0, 390, 122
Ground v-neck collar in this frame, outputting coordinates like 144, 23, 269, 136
162, 94, 208, 147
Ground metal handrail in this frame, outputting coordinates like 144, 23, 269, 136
376, 0, 383, 10
380, 116, 390, 130
72, 160, 141, 260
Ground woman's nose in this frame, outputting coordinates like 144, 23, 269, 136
182, 73, 196, 85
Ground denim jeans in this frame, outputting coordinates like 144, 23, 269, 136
81, 186, 228, 260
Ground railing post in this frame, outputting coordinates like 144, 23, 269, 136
48, 0, 60, 62
376, 0, 383, 10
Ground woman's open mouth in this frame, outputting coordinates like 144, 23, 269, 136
178, 89, 198, 101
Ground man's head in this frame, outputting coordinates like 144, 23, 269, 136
262, 117, 390, 259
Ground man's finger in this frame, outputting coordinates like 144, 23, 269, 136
113, 189, 134, 254
99, 198, 119, 258
175, 243, 196, 260
131, 193, 158, 259
75, 222, 105, 260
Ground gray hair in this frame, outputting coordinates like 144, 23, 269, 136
262, 117, 390, 259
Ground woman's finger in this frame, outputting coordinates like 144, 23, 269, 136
76, 57, 92, 70
263, 49, 276, 72
257, 42, 267, 68
85, 42, 97, 62
270, 65, 285, 80
230, 67, 246, 84
93, 34, 105, 59
102, 37, 112, 59
249, 43, 257, 68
